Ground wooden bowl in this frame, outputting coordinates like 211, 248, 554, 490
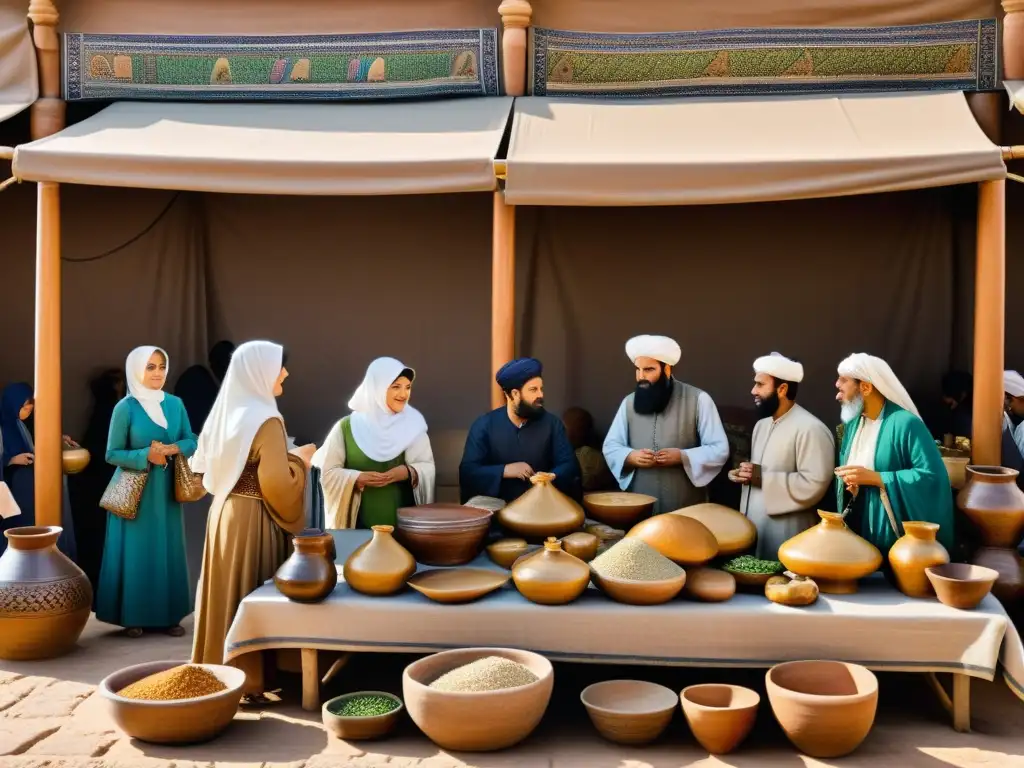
724, 567, 781, 590
926, 563, 998, 610
407, 568, 509, 604
581, 680, 677, 745
322, 691, 403, 740
583, 492, 657, 528
680, 684, 759, 755
395, 505, 493, 566
403, 647, 553, 752
590, 569, 686, 606
98, 660, 245, 745
486, 538, 530, 569
61, 447, 91, 475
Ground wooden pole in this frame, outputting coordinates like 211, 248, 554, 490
34, 182, 61, 527
492, 191, 516, 409
1005, 0, 1024, 80
971, 179, 1005, 466
498, 0, 533, 97
28, 0, 65, 139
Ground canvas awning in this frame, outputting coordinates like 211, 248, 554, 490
12, 98, 515, 194
0, 0, 37, 123
504, 92, 1006, 206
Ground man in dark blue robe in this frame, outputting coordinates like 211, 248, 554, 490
459, 358, 582, 504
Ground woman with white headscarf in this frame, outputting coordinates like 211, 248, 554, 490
315, 357, 435, 529
95, 346, 196, 638
189, 341, 315, 702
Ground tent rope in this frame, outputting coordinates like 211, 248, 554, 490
62, 192, 182, 263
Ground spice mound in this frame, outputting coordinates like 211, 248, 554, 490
117, 664, 227, 701
329, 694, 400, 718
591, 538, 684, 581
724, 555, 784, 575
429, 656, 539, 692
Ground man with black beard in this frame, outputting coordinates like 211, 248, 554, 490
728, 353, 834, 559
459, 357, 581, 504
603, 335, 729, 515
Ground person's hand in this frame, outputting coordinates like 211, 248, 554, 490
835, 466, 882, 493
655, 449, 682, 467
729, 464, 750, 484
383, 465, 410, 485
162, 443, 181, 457
147, 444, 167, 466
503, 462, 534, 480
62, 435, 79, 448
8, 453, 33, 467
626, 449, 656, 468
356, 472, 389, 490
289, 443, 317, 468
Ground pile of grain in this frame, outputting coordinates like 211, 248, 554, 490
591, 538, 683, 581
429, 656, 539, 692
117, 665, 227, 701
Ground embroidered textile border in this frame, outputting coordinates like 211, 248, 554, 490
63, 29, 501, 102
530, 19, 1000, 97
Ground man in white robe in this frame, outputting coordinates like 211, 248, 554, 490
729, 353, 834, 559
603, 335, 730, 515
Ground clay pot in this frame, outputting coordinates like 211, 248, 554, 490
275, 532, 337, 603
764, 572, 819, 607
61, 447, 91, 475
590, 569, 686, 606
582, 491, 657, 528
926, 563, 998, 610
958, 465, 1024, 604
498, 473, 585, 539
299, 528, 335, 561
560, 532, 598, 562
778, 511, 882, 594
322, 691, 403, 741
395, 504, 492, 566
486, 538, 530, 569
580, 680, 677, 745
672, 503, 757, 557
942, 456, 970, 489
682, 568, 736, 602
888, 521, 950, 598
680, 684, 759, 755
343, 525, 416, 596
512, 537, 591, 605
767, 661, 877, 758
626, 514, 718, 566
0, 526, 92, 660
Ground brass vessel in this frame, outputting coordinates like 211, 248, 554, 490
512, 537, 591, 605
343, 525, 416, 596
497, 472, 585, 539
778, 511, 881, 594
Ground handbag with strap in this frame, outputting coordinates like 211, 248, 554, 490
100, 467, 149, 520
173, 455, 207, 503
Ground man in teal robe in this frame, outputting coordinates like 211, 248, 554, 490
834, 353, 954, 555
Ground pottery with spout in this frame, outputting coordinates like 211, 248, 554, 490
343, 525, 416, 596
512, 537, 591, 605
887, 521, 950, 597
498, 472, 585, 540
778, 511, 882, 594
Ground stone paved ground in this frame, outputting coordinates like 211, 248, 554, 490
2, 616, 1024, 768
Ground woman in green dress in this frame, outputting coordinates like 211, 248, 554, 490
96, 346, 197, 637
316, 357, 435, 528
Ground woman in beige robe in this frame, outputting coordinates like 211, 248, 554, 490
189, 340, 316, 702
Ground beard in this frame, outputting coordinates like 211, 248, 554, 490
840, 393, 864, 423
634, 372, 673, 415
755, 390, 780, 419
516, 398, 545, 421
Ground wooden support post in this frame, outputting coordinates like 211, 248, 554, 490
28, 0, 65, 140
492, 191, 516, 409
498, 0, 532, 96
952, 674, 971, 733
34, 182, 61, 528
971, 180, 1005, 466
1006, 1, 1024, 80
301, 648, 319, 711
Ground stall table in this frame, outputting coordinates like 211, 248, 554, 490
226, 530, 1024, 730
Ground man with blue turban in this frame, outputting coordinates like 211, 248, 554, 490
459, 357, 581, 504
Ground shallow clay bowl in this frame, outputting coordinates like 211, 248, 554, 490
395, 505, 493, 566
99, 660, 245, 745
322, 691, 403, 740
590, 569, 686, 606
580, 680, 677, 745
724, 567, 781, 590
680, 684, 759, 755
583, 492, 657, 528
486, 538, 530, 569
61, 447, 91, 475
926, 563, 998, 610
406, 568, 509, 604
403, 647, 553, 752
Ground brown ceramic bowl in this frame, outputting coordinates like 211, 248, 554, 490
583, 492, 657, 528
406, 568, 510, 604
486, 538, 531, 569
590, 569, 686, 606
680, 684, 759, 755
402, 647, 553, 752
926, 563, 998, 610
321, 691, 403, 740
682, 568, 736, 602
580, 680, 677, 745
99, 660, 245, 745
61, 447, 91, 475
395, 505, 493, 566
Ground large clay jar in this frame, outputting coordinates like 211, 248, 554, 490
671, 503, 756, 557
275, 532, 337, 603
343, 525, 416, 596
626, 514, 718, 566
778, 511, 882, 594
497, 472, 585, 540
957, 465, 1024, 604
0, 526, 92, 660
887, 521, 950, 598
512, 537, 591, 605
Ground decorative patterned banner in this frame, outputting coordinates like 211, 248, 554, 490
63, 29, 501, 101
531, 20, 999, 97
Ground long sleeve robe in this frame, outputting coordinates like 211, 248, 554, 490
741, 404, 835, 559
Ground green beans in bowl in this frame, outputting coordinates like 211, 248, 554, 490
322, 691, 403, 741
723, 556, 784, 589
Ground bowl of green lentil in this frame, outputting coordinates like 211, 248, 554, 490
722, 555, 785, 589
322, 691, 403, 740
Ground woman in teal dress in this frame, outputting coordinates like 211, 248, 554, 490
96, 346, 197, 637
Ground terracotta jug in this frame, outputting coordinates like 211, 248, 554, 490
957, 465, 1024, 604
275, 531, 337, 603
512, 537, 591, 605
887, 522, 950, 598
497, 472, 585, 540
343, 525, 416, 596
778, 511, 882, 594
626, 513, 719, 566
0, 526, 92, 660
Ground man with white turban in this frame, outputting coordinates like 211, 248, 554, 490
834, 353, 953, 555
603, 335, 729, 514
729, 353, 834, 559
1004, 371, 1024, 460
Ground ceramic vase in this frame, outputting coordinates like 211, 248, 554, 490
778, 511, 882, 594
512, 537, 591, 605
0, 526, 92, 660
275, 532, 337, 603
888, 521, 950, 597
957, 465, 1024, 604
343, 525, 416, 596
498, 472, 585, 540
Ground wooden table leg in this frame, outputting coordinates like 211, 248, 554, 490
301, 648, 319, 712
952, 674, 971, 733
322, 652, 352, 686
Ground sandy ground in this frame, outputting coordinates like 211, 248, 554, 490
1, 615, 1024, 768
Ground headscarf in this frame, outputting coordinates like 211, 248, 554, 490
626, 335, 681, 366
189, 341, 284, 497
0, 383, 34, 461
754, 352, 804, 383
837, 353, 920, 419
1005, 371, 1024, 398
347, 357, 428, 462
125, 346, 168, 429
496, 358, 543, 392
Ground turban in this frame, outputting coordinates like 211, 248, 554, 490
753, 352, 804, 383
496, 357, 543, 391
626, 335, 681, 366
1005, 371, 1024, 398
837, 353, 920, 419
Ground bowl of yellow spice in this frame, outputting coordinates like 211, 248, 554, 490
99, 660, 245, 744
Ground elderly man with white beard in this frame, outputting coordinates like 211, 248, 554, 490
834, 353, 953, 556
